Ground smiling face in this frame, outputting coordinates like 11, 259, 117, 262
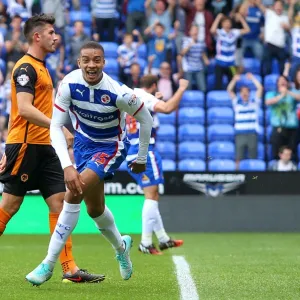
78, 47, 105, 85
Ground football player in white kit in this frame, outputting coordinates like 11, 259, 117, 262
124, 75, 189, 255
26, 41, 153, 285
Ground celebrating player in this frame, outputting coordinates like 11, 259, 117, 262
26, 41, 153, 285
124, 75, 188, 254
0, 14, 104, 283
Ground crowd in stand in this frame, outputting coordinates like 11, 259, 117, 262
0, 0, 299, 171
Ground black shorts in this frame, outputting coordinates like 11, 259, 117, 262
0, 143, 66, 198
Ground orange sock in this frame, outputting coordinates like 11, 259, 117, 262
0, 208, 11, 236
49, 213, 78, 274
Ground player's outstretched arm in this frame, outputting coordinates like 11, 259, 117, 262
117, 92, 153, 173
153, 79, 189, 114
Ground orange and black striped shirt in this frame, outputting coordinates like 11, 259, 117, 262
6, 53, 53, 145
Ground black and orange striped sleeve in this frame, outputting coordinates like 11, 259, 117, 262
13, 63, 37, 95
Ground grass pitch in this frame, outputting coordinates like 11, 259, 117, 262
0, 233, 299, 300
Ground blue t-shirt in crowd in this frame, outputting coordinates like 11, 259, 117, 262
148, 35, 169, 69
266, 91, 298, 128
243, 6, 264, 40
127, 0, 145, 13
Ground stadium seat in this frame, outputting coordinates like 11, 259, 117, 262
0, 27, 7, 38
242, 58, 261, 75
264, 74, 278, 92
272, 59, 280, 74
268, 160, 276, 170
69, 11, 92, 26
266, 125, 273, 143
206, 91, 232, 108
207, 75, 229, 91
178, 107, 205, 125
258, 125, 264, 143
239, 159, 266, 171
156, 124, 176, 142
180, 90, 204, 107
207, 59, 216, 74
101, 42, 118, 58
178, 159, 206, 171
156, 141, 176, 160
0, 58, 6, 75
267, 144, 273, 161
236, 75, 262, 91
207, 107, 234, 125
137, 58, 147, 73
178, 124, 205, 142
137, 44, 147, 59
208, 141, 235, 160
162, 159, 176, 171
103, 58, 119, 75
110, 74, 119, 81
265, 109, 270, 126
208, 159, 236, 171
157, 112, 176, 125
80, 0, 91, 6
207, 124, 234, 142
178, 142, 206, 160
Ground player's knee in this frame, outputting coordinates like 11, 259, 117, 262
0, 194, 22, 216
86, 199, 105, 218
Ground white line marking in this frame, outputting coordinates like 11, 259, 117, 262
172, 255, 199, 300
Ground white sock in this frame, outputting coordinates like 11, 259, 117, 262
93, 206, 124, 253
153, 208, 170, 243
43, 201, 81, 270
141, 199, 158, 247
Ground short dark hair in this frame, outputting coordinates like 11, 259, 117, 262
221, 16, 232, 26
279, 146, 292, 154
240, 86, 250, 93
155, 23, 165, 30
80, 41, 105, 56
23, 14, 55, 44
140, 75, 158, 88
130, 62, 140, 68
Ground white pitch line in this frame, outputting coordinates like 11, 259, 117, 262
172, 255, 199, 300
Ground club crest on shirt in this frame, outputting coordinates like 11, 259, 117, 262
101, 94, 111, 104
17, 74, 30, 86
128, 94, 137, 106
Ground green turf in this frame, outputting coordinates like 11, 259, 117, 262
0, 233, 299, 300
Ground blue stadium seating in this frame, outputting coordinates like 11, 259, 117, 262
207, 74, 229, 91
0, 27, 7, 38
272, 59, 280, 74
156, 142, 176, 160
0, 58, 6, 75
162, 159, 176, 171
244, 142, 265, 160
178, 107, 205, 125
207, 124, 234, 142
208, 141, 235, 160
101, 42, 118, 58
258, 108, 264, 125
298, 162, 300, 171
243, 58, 261, 75
178, 142, 206, 160
207, 59, 216, 74
239, 159, 266, 171
157, 112, 176, 125
110, 74, 120, 81
207, 107, 234, 125
265, 109, 270, 126
266, 125, 273, 143
236, 75, 262, 91
258, 125, 264, 143
264, 74, 278, 92
103, 58, 119, 75
267, 144, 273, 161
156, 124, 176, 142
206, 91, 232, 108
180, 90, 204, 107
69, 11, 92, 26
208, 159, 236, 171
178, 159, 206, 171
137, 44, 147, 59
178, 124, 205, 142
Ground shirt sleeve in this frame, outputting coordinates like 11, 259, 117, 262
135, 89, 160, 112
13, 63, 37, 95
50, 81, 73, 169
233, 29, 241, 39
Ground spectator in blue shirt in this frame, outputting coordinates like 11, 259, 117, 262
266, 75, 300, 159
210, 12, 250, 90
239, 0, 264, 60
